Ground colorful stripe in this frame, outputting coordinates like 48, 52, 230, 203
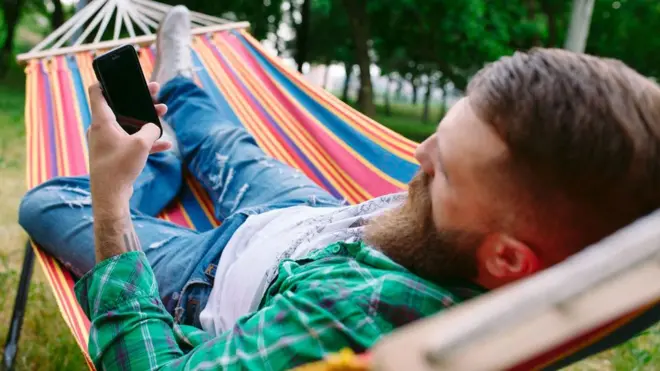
22, 30, 657, 371
238, 30, 418, 160
227, 34, 416, 189
208, 36, 372, 202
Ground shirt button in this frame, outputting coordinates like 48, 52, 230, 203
331, 244, 342, 254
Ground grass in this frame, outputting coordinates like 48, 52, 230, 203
0, 62, 87, 370
0, 60, 658, 371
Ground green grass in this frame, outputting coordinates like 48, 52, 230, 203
0, 59, 658, 371
0, 61, 88, 371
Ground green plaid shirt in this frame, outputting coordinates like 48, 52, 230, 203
75, 241, 483, 370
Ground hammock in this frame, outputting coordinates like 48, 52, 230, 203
4, 1, 660, 370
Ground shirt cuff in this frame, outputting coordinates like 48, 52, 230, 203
74, 251, 159, 319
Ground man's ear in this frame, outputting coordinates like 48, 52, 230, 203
476, 234, 542, 288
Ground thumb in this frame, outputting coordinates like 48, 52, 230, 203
132, 123, 161, 151
88, 83, 115, 123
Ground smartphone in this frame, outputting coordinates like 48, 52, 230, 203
92, 44, 162, 136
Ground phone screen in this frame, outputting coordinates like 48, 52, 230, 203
93, 45, 161, 135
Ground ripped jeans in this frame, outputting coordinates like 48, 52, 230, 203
18, 76, 343, 327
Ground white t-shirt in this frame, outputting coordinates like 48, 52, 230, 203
199, 192, 407, 335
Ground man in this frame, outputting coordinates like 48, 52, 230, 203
18, 5, 660, 370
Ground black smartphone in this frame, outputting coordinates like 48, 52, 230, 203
92, 44, 162, 136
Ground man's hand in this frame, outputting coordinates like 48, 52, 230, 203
87, 82, 169, 211
87, 82, 169, 261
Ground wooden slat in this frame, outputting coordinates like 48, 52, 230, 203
16, 23, 250, 63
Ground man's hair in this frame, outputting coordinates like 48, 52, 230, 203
467, 48, 660, 251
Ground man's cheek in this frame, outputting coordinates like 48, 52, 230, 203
431, 192, 448, 232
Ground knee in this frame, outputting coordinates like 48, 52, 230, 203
19, 177, 91, 235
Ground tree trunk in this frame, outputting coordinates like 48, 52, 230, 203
525, 0, 542, 46
422, 78, 433, 123
340, 0, 376, 117
52, 0, 64, 30
294, 0, 310, 73
322, 64, 331, 90
342, 63, 353, 102
273, 31, 282, 56
0, 0, 25, 77
564, 0, 595, 53
384, 75, 392, 117
438, 83, 448, 121
395, 78, 404, 102
411, 78, 419, 105
540, 0, 558, 47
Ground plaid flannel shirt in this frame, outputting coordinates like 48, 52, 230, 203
75, 241, 483, 370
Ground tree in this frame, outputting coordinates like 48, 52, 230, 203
0, 0, 26, 77
288, 0, 311, 73
52, 0, 64, 30
586, 0, 660, 79
340, 0, 376, 117
294, 0, 354, 96
341, 63, 352, 102
383, 74, 393, 116
422, 74, 436, 123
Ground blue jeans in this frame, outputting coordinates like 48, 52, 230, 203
18, 77, 342, 327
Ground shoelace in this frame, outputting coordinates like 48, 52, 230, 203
164, 33, 200, 76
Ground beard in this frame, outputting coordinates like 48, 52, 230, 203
364, 171, 484, 284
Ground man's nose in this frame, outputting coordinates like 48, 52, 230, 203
415, 135, 434, 176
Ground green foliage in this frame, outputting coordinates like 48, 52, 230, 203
289, 0, 353, 65
587, 0, 660, 78
368, 0, 542, 91
158, 0, 285, 40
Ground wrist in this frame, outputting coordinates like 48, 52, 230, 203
90, 181, 132, 218
91, 192, 131, 221
93, 203, 130, 223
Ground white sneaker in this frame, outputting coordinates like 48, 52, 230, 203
152, 5, 193, 158
151, 5, 194, 86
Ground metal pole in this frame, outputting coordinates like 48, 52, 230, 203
564, 0, 596, 53
2, 243, 35, 371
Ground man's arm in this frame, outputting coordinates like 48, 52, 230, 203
75, 252, 376, 370
93, 209, 140, 262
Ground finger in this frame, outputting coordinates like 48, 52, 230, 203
150, 139, 172, 154
87, 83, 116, 123
148, 81, 160, 100
133, 123, 161, 150
155, 103, 168, 117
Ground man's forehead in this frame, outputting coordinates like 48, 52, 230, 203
437, 98, 509, 164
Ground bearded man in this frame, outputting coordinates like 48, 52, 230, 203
19, 6, 660, 370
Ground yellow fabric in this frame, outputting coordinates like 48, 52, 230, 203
290, 349, 370, 371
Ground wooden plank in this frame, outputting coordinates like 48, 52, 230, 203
16, 22, 251, 63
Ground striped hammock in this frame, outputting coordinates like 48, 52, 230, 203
24, 29, 415, 369
17, 17, 660, 371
